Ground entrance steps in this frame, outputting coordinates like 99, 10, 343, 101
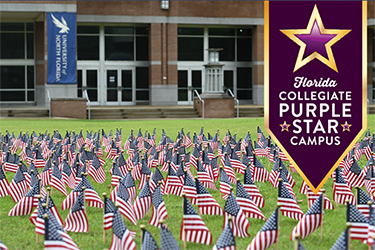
0, 107, 49, 118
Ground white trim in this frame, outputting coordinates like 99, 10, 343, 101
368, 18, 375, 26
77, 15, 263, 25
150, 61, 162, 65
253, 61, 264, 66
0, 3, 76, 13
167, 61, 178, 65
0, 60, 35, 66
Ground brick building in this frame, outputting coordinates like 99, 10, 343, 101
0, 1, 374, 107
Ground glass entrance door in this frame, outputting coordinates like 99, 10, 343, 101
77, 68, 99, 105
105, 68, 135, 105
178, 69, 202, 105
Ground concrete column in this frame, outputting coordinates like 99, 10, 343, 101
253, 24, 264, 105
149, 22, 178, 106
368, 28, 373, 103
35, 20, 46, 107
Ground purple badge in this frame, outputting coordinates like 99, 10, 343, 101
265, 1, 367, 193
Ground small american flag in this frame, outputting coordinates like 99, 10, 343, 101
213, 219, 236, 250
133, 179, 152, 220
347, 202, 369, 241
160, 223, 180, 250
180, 195, 212, 245
8, 181, 40, 216
278, 180, 304, 220
306, 186, 334, 210
220, 168, 232, 200
0, 239, 8, 250
223, 192, 250, 238
50, 163, 67, 197
109, 210, 136, 250
149, 167, 164, 194
41, 159, 52, 187
333, 168, 356, 205
247, 207, 279, 250
223, 154, 237, 184
330, 228, 349, 250
164, 163, 183, 196
0, 166, 9, 197
44, 212, 79, 250
243, 165, 264, 208
61, 159, 75, 189
141, 227, 159, 250
251, 155, 269, 182
138, 160, 151, 190
7, 167, 28, 202
368, 204, 375, 246
196, 178, 222, 215
64, 191, 89, 232
149, 185, 168, 227
236, 181, 266, 220
357, 188, 375, 219
291, 194, 323, 240
88, 154, 106, 184
104, 197, 117, 230
124, 172, 137, 203
344, 158, 365, 188
116, 181, 137, 225
183, 170, 197, 205
197, 160, 217, 190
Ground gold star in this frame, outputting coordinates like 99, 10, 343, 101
280, 121, 291, 132
280, 5, 351, 72
341, 121, 352, 132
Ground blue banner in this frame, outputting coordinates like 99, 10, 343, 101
47, 12, 76, 84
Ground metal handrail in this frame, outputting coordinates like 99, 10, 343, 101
84, 90, 91, 120
226, 89, 239, 118
193, 89, 204, 119
46, 90, 51, 117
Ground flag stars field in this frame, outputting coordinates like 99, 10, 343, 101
1, 117, 375, 250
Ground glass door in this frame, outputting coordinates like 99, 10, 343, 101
77, 68, 99, 105
178, 69, 202, 105
105, 68, 135, 105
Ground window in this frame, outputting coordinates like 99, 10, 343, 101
77, 26, 99, 60
0, 66, 35, 102
136, 67, 149, 101
178, 28, 204, 61
0, 22, 34, 59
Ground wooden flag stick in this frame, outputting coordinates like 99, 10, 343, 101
182, 193, 186, 249
82, 186, 86, 213
46, 186, 51, 206
276, 202, 282, 250
140, 224, 145, 249
320, 189, 326, 239
102, 192, 107, 243
369, 200, 374, 250
294, 234, 300, 250
347, 222, 352, 250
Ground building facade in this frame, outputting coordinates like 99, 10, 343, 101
0, 1, 374, 107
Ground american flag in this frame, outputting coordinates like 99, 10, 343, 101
164, 163, 183, 196
257, 126, 265, 143
64, 191, 89, 232
247, 207, 279, 250
189, 146, 200, 170
291, 194, 323, 240
133, 179, 152, 220
365, 164, 375, 199
0, 239, 8, 250
243, 165, 264, 208
197, 160, 217, 190
50, 163, 67, 197
223, 154, 237, 184
8, 181, 40, 216
41, 158, 52, 187
330, 228, 349, 250
138, 160, 151, 190
278, 180, 304, 220
104, 196, 117, 230
7, 167, 28, 202
185, 132, 193, 148
124, 172, 137, 203
110, 162, 124, 187
33, 149, 45, 169
236, 181, 266, 220
333, 168, 356, 205
196, 178, 222, 215
230, 150, 245, 174
183, 170, 197, 205
61, 159, 75, 189
223, 192, 250, 238
31, 194, 63, 228
357, 188, 375, 219
81, 175, 104, 208
140, 226, 159, 250
306, 187, 334, 210
76, 130, 85, 149
347, 202, 369, 241
116, 181, 137, 225
252, 155, 269, 182
180, 195, 212, 245
44, 212, 79, 250
160, 223, 180, 250
109, 210, 136, 250
88, 154, 106, 184
254, 141, 267, 158
0, 166, 9, 197
220, 167, 232, 200
344, 158, 365, 188
149, 185, 168, 227
3, 152, 18, 173
149, 167, 164, 194
213, 218, 236, 250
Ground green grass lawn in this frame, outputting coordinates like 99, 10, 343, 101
0, 116, 375, 250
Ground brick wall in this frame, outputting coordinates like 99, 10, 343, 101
194, 98, 234, 118
51, 99, 86, 119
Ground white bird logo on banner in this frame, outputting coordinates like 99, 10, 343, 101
51, 13, 70, 34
